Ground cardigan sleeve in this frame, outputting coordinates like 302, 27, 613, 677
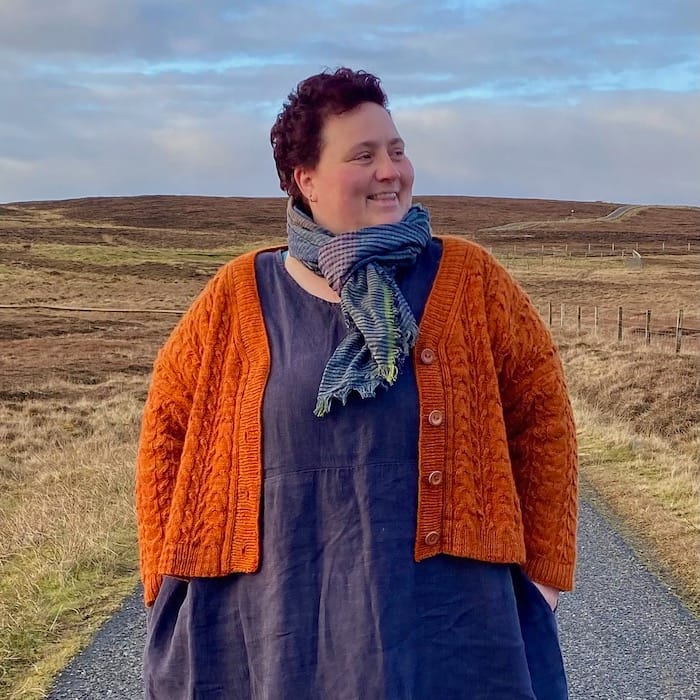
484, 257, 578, 591
135, 274, 220, 606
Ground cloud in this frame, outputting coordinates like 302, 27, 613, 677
397, 91, 700, 205
0, 0, 697, 203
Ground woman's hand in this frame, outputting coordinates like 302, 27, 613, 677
533, 581, 560, 611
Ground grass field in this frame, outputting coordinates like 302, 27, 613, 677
1, 195, 698, 698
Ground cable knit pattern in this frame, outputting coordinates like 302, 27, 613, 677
136, 236, 578, 606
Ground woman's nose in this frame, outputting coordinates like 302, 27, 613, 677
375, 152, 401, 181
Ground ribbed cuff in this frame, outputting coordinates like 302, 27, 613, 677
524, 555, 575, 591
143, 573, 163, 608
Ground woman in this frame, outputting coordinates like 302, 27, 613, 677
137, 67, 577, 699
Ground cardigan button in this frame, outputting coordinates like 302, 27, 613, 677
420, 348, 436, 365
424, 530, 440, 546
428, 410, 443, 427
427, 470, 443, 486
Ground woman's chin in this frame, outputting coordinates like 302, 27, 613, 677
366, 206, 408, 227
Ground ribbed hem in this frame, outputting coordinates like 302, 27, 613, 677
416, 525, 527, 567
453, 526, 525, 560
163, 542, 223, 575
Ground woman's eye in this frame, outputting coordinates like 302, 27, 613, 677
355, 152, 372, 161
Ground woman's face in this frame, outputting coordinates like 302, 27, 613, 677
294, 101, 414, 234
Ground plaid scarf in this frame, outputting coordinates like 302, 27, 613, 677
286, 199, 432, 417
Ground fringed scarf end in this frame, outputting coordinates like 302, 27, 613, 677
314, 377, 387, 418
313, 397, 333, 418
377, 363, 399, 384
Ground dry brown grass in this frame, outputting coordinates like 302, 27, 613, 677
0, 378, 145, 698
552, 333, 699, 611
0, 195, 698, 697
573, 399, 699, 607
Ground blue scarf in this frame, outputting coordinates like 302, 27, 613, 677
286, 199, 432, 416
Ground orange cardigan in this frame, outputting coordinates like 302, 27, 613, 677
136, 236, 578, 607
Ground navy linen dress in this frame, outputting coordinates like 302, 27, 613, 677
144, 241, 568, 700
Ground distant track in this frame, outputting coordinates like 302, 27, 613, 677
479, 203, 696, 233
603, 205, 641, 221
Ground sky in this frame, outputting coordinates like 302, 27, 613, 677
1, 0, 698, 206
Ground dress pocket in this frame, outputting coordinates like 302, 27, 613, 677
525, 573, 558, 614
143, 576, 192, 699
511, 566, 569, 700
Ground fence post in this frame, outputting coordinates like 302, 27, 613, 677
548, 302, 553, 327
594, 306, 599, 336
675, 309, 684, 353
577, 306, 581, 334
645, 310, 652, 345
560, 304, 565, 328
617, 306, 623, 342
587, 243, 591, 256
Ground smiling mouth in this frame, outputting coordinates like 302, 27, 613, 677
367, 193, 398, 201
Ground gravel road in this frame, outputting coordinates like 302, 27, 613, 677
47, 499, 700, 699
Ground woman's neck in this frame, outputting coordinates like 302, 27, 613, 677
284, 253, 341, 303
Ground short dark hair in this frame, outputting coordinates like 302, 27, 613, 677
270, 67, 388, 201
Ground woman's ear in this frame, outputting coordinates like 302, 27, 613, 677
294, 166, 316, 203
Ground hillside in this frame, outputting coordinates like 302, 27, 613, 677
1, 194, 698, 696
3, 194, 699, 249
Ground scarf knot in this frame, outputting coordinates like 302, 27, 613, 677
286, 199, 432, 416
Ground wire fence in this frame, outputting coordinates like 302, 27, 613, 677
538, 302, 699, 354
488, 240, 697, 261
3, 301, 696, 354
